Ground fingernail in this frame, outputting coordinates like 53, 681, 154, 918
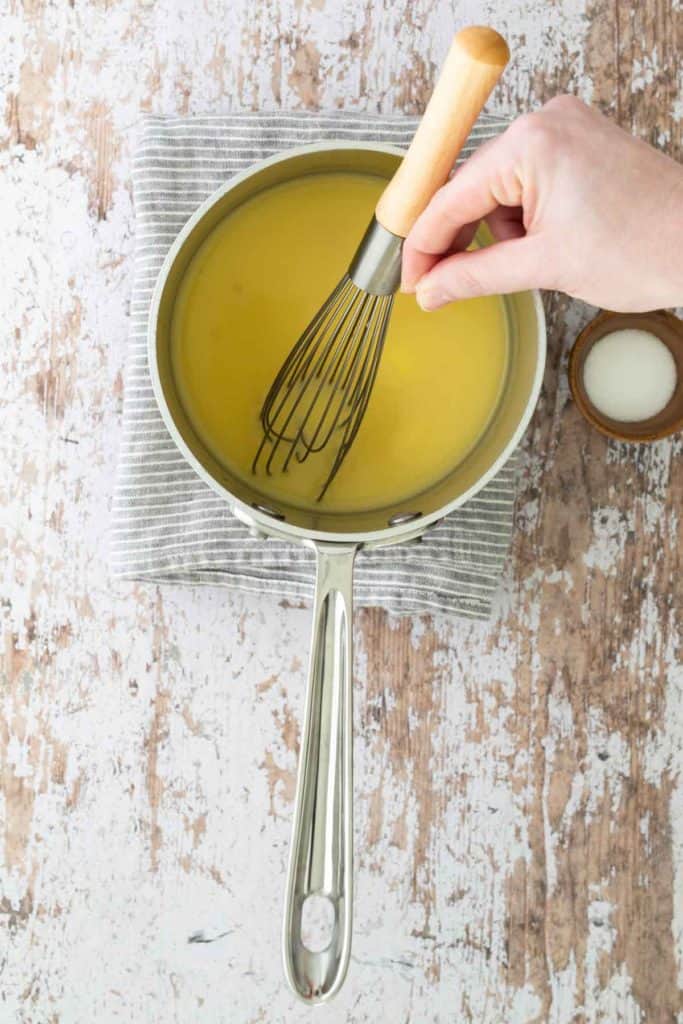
416, 283, 447, 311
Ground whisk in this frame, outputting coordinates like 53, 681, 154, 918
253, 27, 509, 500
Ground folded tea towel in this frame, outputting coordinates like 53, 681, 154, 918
111, 111, 520, 619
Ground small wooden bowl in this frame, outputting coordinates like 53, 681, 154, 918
568, 309, 683, 441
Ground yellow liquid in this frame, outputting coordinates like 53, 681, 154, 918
171, 172, 508, 512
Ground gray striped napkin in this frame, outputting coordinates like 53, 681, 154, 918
112, 111, 519, 619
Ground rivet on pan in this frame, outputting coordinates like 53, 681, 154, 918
252, 502, 286, 521
388, 511, 423, 526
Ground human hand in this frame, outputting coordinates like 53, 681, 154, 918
401, 95, 683, 313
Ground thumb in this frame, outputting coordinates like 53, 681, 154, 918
415, 235, 548, 309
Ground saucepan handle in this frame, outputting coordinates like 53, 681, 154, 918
282, 542, 357, 1003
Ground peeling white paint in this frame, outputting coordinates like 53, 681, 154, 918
584, 507, 634, 575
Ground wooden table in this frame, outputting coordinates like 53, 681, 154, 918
3, 2, 681, 1021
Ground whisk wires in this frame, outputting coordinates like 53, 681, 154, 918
252, 275, 394, 501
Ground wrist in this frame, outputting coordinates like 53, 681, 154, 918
656, 168, 683, 309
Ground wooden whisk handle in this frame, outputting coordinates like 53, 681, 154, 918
375, 26, 509, 239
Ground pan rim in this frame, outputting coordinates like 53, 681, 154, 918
147, 140, 546, 547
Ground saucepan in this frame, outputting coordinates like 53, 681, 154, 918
148, 142, 546, 1003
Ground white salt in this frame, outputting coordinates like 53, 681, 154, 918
583, 328, 677, 422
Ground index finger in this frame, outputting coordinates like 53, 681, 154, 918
401, 129, 523, 290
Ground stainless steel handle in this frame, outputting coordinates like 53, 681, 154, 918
282, 542, 357, 1003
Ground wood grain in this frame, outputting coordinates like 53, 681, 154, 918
1, 1, 682, 1021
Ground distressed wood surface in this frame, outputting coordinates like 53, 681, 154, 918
2, 1, 682, 1021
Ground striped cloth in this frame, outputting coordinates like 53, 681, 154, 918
112, 111, 519, 619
